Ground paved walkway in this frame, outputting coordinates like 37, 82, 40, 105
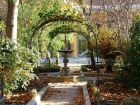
37, 57, 99, 105
39, 82, 87, 105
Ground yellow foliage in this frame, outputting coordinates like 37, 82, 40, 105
92, 12, 107, 22
98, 26, 117, 48
92, 25, 118, 59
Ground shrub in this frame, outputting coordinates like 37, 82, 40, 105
0, 38, 39, 93
118, 15, 140, 90
93, 26, 119, 72
34, 65, 60, 73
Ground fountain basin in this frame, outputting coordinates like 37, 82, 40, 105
47, 71, 84, 82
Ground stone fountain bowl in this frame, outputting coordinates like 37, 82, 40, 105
47, 71, 84, 83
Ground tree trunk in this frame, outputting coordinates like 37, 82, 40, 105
6, 0, 19, 43
88, 41, 96, 70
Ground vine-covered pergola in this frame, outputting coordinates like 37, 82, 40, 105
29, 14, 99, 71
28, 15, 95, 46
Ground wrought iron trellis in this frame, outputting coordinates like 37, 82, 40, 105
84, 0, 100, 102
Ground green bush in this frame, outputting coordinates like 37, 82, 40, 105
34, 63, 60, 73
0, 38, 39, 93
118, 15, 140, 90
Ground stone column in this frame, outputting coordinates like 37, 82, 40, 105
72, 34, 79, 57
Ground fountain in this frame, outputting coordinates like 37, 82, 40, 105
47, 34, 84, 82
58, 34, 73, 76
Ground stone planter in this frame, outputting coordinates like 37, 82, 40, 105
81, 64, 105, 72
47, 71, 84, 82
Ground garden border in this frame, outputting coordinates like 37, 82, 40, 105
27, 82, 91, 105
83, 84, 91, 105
26, 85, 48, 105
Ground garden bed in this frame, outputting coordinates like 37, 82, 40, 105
5, 73, 48, 105
87, 81, 137, 105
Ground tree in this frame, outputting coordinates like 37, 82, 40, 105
91, 0, 140, 52
6, 0, 20, 42
95, 26, 119, 72
18, 0, 43, 47
119, 15, 140, 90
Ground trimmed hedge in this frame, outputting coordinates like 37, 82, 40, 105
34, 66, 60, 73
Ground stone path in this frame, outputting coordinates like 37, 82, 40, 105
39, 82, 87, 105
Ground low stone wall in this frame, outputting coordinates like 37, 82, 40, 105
47, 75, 84, 82
26, 85, 48, 105
46, 71, 84, 83
83, 84, 91, 105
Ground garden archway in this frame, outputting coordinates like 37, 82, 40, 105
29, 15, 98, 70
28, 15, 88, 48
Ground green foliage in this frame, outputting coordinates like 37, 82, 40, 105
34, 62, 60, 73
118, 15, 140, 89
37, 24, 71, 57
38, 0, 62, 18
47, 23, 74, 56
19, 0, 82, 56
47, 23, 90, 57
0, 38, 39, 93
0, 20, 5, 31
48, 23, 88, 39
38, 0, 80, 19
18, 0, 42, 46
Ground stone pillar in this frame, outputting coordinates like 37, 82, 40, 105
72, 34, 79, 57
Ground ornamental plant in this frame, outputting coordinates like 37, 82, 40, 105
93, 26, 118, 72
0, 38, 39, 93
97, 26, 118, 59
